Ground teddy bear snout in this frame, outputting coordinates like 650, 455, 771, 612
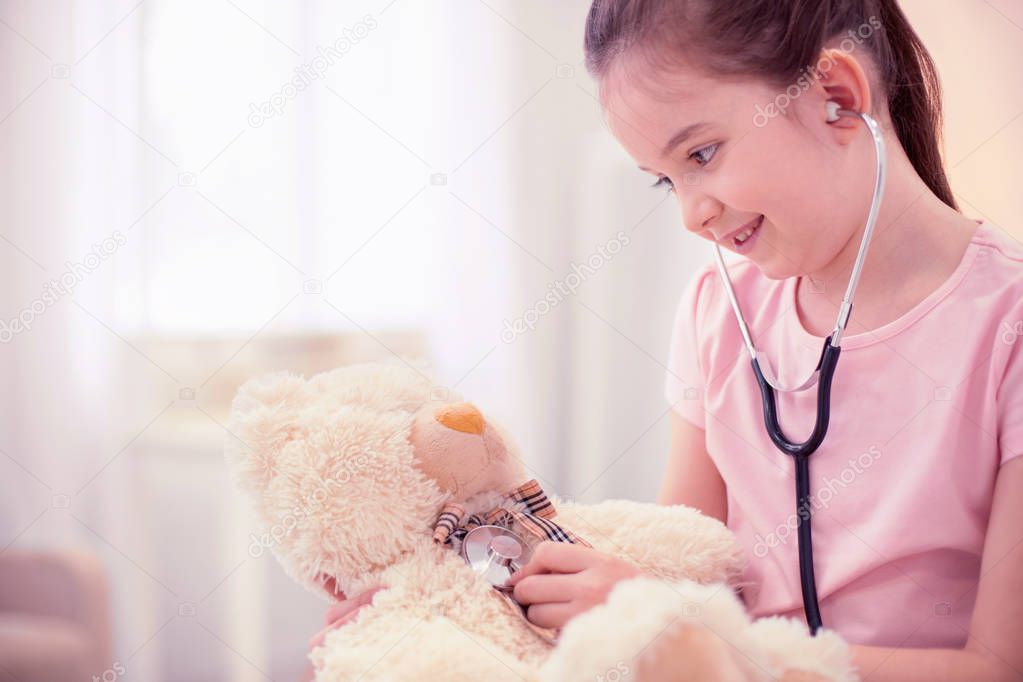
435, 402, 485, 435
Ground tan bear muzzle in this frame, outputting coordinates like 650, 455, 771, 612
435, 402, 485, 435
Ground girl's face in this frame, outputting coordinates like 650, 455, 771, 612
601, 57, 868, 280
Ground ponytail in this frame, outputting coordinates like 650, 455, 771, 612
870, 0, 958, 209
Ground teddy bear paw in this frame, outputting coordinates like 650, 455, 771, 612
634, 620, 763, 682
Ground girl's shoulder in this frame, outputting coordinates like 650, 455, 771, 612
970, 221, 1023, 284
940, 221, 1023, 332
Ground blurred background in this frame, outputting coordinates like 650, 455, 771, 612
1, 1, 1020, 680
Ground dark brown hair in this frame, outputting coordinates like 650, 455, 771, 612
584, 0, 958, 210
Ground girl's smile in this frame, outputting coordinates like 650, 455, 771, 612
719, 214, 764, 254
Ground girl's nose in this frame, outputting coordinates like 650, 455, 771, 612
435, 402, 485, 434
680, 192, 721, 238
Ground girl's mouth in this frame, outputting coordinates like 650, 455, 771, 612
730, 215, 763, 254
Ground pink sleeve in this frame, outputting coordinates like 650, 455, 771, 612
998, 328, 1023, 467
664, 266, 714, 430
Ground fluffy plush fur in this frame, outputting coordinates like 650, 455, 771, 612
224, 362, 857, 681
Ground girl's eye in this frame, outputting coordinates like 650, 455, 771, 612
650, 176, 675, 193
648, 143, 719, 193
689, 143, 718, 166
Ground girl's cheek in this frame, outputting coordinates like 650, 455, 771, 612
712, 159, 774, 216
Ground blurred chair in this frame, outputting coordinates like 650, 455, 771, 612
0, 550, 112, 682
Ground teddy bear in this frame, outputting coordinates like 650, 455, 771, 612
224, 361, 857, 681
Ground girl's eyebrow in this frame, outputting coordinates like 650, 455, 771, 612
660, 122, 710, 157
638, 122, 711, 171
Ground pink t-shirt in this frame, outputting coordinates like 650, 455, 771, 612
664, 220, 1023, 648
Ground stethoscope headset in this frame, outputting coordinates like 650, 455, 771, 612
711, 101, 887, 635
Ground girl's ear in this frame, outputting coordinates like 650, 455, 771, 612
815, 47, 875, 143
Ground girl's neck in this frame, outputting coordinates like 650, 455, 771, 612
796, 150, 979, 338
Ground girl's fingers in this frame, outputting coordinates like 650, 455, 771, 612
313, 585, 386, 647
323, 596, 361, 625
322, 585, 385, 624
309, 607, 363, 650
511, 573, 577, 605
506, 542, 593, 586
323, 600, 355, 625
310, 599, 377, 649
356, 585, 385, 604
321, 574, 346, 600
310, 620, 334, 649
524, 602, 579, 630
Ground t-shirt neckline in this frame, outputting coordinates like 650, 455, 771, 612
786, 220, 987, 350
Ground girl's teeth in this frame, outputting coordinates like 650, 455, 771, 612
733, 218, 761, 244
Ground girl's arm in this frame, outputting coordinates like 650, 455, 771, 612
657, 411, 728, 524
850, 455, 1023, 681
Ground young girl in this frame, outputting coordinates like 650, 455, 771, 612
313, 1, 1023, 679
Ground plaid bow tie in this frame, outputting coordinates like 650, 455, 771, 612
432, 478, 591, 646
432, 478, 591, 548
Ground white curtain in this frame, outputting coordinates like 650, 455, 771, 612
3, 2, 696, 680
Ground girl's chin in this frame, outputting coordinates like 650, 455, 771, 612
748, 257, 797, 281
760, 268, 790, 281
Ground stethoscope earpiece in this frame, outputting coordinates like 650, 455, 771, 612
825, 100, 841, 123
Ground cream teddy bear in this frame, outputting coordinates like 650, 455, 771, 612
224, 362, 856, 681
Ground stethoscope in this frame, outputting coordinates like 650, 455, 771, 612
711, 104, 886, 635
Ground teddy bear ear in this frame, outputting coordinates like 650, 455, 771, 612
224, 370, 311, 494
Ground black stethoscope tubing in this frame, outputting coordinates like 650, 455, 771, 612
752, 336, 842, 635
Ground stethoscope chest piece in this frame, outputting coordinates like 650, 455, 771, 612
460, 525, 532, 590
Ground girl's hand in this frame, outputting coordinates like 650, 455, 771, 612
308, 583, 386, 650
505, 542, 644, 629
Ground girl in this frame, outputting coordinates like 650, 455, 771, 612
314, 1, 1023, 679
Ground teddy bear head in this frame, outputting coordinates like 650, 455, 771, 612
224, 362, 527, 598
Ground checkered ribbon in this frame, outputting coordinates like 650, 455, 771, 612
432, 478, 591, 548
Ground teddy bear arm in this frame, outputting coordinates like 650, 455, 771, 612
747, 618, 859, 682
553, 499, 745, 585
540, 576, 774, 682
